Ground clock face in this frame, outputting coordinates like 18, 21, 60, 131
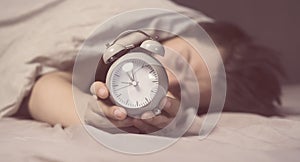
109, 59, 159, 109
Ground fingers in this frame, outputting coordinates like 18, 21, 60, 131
90, 81, 109, 99
141, 111, 155, 120
159, 97, 180, 117
89, 100, 127, 121
134, 96, 179, 133
85, 111, 133, 129
119, 126, 141, 134
142, 115, 171, 129
110, 117, 135, 127
98, 104, 127, 121
139, 97, 175, 120
133, 119, 158, 134
138, 111, 173, 133
90, 81, 128, 121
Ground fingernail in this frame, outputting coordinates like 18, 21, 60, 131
141, 112, 155, 120
98, 88, 106, 97
118, 108, 127, 114
114, 109, 123, 119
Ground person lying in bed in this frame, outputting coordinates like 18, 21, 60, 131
27, 22, 283, 134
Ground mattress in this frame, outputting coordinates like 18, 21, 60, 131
0, 85, 299, 162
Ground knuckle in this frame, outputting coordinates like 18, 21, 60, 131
154, 116, 169, 128
133, 119, 143, 127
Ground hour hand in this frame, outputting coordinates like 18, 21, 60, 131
131, 70, 136, 81
126, 72, 134, 81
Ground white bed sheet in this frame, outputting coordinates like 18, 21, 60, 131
0, 85, 299, 162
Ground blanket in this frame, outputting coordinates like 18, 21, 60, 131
0, 0, 212, 117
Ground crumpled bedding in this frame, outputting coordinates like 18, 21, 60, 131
1, 84, 300, 162
0, 0, 212, 117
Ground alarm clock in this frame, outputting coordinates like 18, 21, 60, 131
96, 30, 169, 118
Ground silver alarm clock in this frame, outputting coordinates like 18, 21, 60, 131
101, 30, 168, 117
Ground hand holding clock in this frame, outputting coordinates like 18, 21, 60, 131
90, 81, 180, 134
89, 36, 206, 134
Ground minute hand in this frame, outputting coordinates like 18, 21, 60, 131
133, 66, 143, 75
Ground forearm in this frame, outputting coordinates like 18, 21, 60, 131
28, 71, 80, 126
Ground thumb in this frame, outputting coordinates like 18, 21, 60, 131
90, 81, 109, 99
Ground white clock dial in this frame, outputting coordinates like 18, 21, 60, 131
109, 59, 159, 109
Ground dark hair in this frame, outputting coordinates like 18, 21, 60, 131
199, 22, 284, 116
